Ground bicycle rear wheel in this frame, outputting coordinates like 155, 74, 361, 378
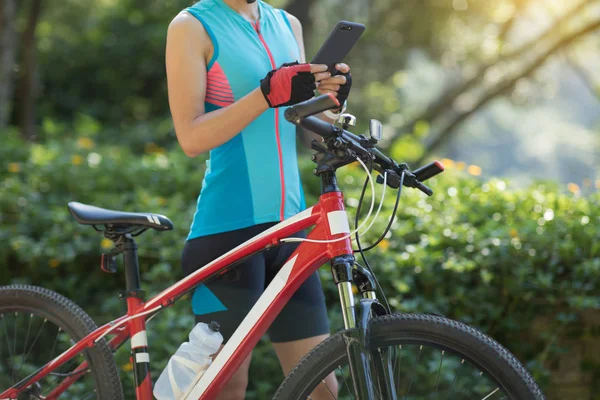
274, 313, 544, 400
0, 285, 124, 399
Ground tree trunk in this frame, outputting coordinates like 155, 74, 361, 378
285, 0, 315, 145
18, 0, 42, 141
415, 18, 600, 164
285, 0, 314, 43
396, 0, 596, 140
0, 0, 17, 130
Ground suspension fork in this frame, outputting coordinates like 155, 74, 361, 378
353, 263, 397, 400
331, 256, 397, 400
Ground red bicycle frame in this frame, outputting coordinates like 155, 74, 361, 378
1, 190, 355, 400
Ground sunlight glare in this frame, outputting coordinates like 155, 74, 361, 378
453, 0, 469, 11
492, 2, 516, 23
530, 0, 573, 17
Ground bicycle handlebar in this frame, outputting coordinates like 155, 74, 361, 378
284, 93, 340, 124
285, 95, 444, 196
297, 115, 337, 139
413, 160, 445, 182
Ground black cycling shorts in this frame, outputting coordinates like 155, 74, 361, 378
181, 222, 330, 343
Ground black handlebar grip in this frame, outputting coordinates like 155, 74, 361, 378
284, 93, 340, 123
299, 116, 337, 139
414, 181, 434, 196
413, 160, 445, 182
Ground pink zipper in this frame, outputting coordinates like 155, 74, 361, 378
253, 21, 286, 221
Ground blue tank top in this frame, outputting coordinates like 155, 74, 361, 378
184, 0, 306, 239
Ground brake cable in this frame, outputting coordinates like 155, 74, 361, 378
353, 167, 406, 315
279, 156, 376, 245
353, 171, 388, 239
354, 170, 405, 253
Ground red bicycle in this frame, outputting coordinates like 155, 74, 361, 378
0, 94, 544, 399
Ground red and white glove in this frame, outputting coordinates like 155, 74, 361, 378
260, 62, 316, 108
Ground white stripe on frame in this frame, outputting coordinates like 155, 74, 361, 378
131, 331, 148, 348
135, 353, 150, 363
183, 254, 298, 399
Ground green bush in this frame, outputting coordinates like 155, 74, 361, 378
1, 129, 599, 396
323, 162, 600, 390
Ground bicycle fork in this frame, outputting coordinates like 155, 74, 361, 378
331, 255, 397, 400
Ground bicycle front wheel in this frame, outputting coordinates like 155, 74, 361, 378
274, 313, 544, 400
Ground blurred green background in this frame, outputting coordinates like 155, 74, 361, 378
1, 0, 599, 398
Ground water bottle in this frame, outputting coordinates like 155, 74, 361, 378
153, 321, 223, 400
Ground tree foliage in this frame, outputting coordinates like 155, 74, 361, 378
2, 0, 598, 152
0, 0, 599, 396
2, 129, 599, 396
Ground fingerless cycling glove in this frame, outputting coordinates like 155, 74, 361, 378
333, 70, 352, 108
260, 62, 316, 108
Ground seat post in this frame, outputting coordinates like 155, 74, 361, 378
116, 233, 142, 297
114, 234, 151, 393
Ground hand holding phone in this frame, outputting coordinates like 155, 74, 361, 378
316, 63, 351, 105
311, 21, 365, 73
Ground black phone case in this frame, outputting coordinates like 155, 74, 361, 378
311, 21, 365, 73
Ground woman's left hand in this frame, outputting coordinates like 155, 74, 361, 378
316, 63, 352, 106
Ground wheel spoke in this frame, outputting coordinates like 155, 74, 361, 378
0, 316, 3, 375
1, 315, 11, 358
0, 288, 116, 399
49, 327, 62, 360
372, 363, 383, 400
393, 345, 402, 396
337, 365, 353, 399
11, 312, 19, 382
20, 318, 47, 372
443, 359, 465, 400
481, 387, 500, 400
80, 390, 97, 400
16, 313, 34, 381
321, 378, 337, 399
403, 345, 422, 400
374, 348, 395, 400
41, 326, 63, 395
261, 315, 541, 400
1, 314, 14, 383
435, 350, 444, 395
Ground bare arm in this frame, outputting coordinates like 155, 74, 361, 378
166, 13, 269, 158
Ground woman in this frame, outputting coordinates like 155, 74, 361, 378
166, 0, 352, 398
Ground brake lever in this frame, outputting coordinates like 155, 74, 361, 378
402, 172, 434, 196
413, 181, 434, 196
375, 169, 401, 189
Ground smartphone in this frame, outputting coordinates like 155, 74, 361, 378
311, 21, 365, 73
